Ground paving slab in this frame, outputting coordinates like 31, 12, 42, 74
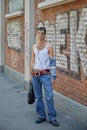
0, 73, 86, 130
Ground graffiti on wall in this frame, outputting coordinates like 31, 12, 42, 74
39, 8, 87, 79
7, 20, 22, 51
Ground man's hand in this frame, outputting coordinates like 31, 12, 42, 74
29, 76, 32, 82
52, 80, 55, 88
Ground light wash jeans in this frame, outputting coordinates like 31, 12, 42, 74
32, 74, 57, 121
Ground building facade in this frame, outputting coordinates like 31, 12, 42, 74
0, 0, 87, 129
0, 0, 34, 89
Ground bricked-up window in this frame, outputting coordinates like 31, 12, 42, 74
9, 0, 23, 13
7, 20, 22, 51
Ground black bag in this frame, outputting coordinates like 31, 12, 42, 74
27, 81, 35, 104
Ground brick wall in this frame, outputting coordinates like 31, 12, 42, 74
5, 0, 24, 74
35, 0, 87, 106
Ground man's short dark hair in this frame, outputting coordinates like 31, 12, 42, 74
37, 27, 46, 34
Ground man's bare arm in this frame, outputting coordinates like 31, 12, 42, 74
48, 44, 54, 58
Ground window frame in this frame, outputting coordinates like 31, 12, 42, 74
38, 0, 76, 9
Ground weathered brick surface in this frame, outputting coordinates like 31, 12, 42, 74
5, 0, 24, 74
35, 0, 87, 106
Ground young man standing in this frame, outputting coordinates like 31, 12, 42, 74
30, 27, 59, 126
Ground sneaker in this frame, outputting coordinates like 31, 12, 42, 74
49, 119, 59, 126
35, 117, 46, 124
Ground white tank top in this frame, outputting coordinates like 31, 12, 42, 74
33, 43, 50, 70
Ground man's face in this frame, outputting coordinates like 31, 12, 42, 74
36, 30, 46, 41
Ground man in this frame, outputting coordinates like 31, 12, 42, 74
30, 27, 59, 126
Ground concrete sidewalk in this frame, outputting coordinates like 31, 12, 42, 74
0, 73, 86, 130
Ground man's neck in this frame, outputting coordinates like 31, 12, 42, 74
37, 40, 45, 46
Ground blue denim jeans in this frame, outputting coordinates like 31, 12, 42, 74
32, 74, 57, 121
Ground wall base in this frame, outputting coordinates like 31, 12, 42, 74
54, 91, 87, 129
0, 65, 4, 72
5, 65, 25, 87
5, 66, 30, 91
